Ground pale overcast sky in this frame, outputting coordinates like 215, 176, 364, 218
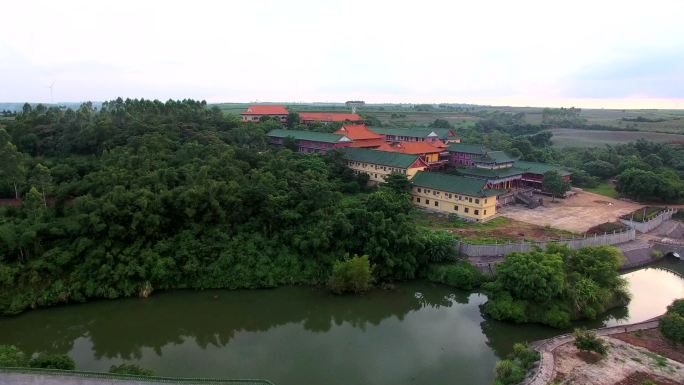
1, 0, 683, 108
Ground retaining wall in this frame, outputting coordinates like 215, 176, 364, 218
619, 209, 676, 233
455, 229, 636, 258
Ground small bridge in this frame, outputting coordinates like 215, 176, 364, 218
0, 367, 275, 385
651, 239, 684, 259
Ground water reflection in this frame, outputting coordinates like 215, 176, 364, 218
0, 259, 681, 385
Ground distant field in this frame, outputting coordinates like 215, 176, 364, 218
548, 128, 684, 148
370, 111, 478, 128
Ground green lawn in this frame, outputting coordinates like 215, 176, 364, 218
584, 182, 618, 198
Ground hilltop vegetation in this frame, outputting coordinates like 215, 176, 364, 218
0, 99, 454, 315
483, 244, 629, 328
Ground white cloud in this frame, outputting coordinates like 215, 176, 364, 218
1, 0, 683, 108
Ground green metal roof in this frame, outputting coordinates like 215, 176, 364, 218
446, 143, 487, 154
341, 148, 422, 168
515, 160, 571, 176
478, 151, 516, 164
458, 166, 524, 179
267, 129, 350, 143
411, 171, 499, 197
369, 127, 440, 138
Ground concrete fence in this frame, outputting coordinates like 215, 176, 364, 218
455, 228, 636, 258
619, 208, 676, 233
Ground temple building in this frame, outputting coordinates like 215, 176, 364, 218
240, 105, 288, 123
341, 147, 428, 183
267, 129, 351, 154
410, 171, 499, 222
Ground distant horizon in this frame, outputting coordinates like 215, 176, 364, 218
2, 98, 684, 111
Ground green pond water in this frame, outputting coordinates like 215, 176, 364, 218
1, 257, 683, 385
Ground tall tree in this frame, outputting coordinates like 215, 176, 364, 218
543, 170, 570, 201
29, 163, 52, 207
0, 128, 25, 199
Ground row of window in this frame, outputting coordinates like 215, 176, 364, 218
414, 197, 487, 216
347, 162, 407, 174
415, 188, 486, 204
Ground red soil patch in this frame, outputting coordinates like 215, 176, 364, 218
613, 371, 682, 385
613, 329, 684, 364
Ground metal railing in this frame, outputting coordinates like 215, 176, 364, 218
0, 367, 275, 385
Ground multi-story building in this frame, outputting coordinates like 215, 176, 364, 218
375, 141, 447, 168
410, 171, 499, 222
334, 124, 385, 148
342, 147, 428, 183
240, 105, 288, 123
267, 129, 351, 154
371, 127, 460, 144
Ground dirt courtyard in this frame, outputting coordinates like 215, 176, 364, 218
499, 191, 643, 233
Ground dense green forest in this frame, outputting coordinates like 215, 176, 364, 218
0, 99, 453, 315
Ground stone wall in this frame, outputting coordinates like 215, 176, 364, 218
619, 209, 676, 233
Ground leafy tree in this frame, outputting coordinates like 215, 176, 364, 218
493, 359, 526, 385
660, 299, 684, 345
429, 118, 453, 129
573, 328, 608, 356
426, 261, 482, 290
29, 163, 52, 207
328, 255, 372, 294
660, 313, 684, 345
383, 172, 411, 193
542, 170, 570, 201
495, 250, 565, 302
286, 112, 300, 128
29, 354, 76, 370
109, 363, 154, 376
0, 128, 25, 199
0, 345, 27, 367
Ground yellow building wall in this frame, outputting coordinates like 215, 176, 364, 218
347, 161, 426, 182
423, 153, 439, 163
410, 186, 497, 222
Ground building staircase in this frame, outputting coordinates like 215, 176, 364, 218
514, 190, 542, 209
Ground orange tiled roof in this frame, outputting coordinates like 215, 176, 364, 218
241, 105, 288, 115
335, 124, 383, 140
300, 112, 362, 122
347, 138, 386, 148
375, 141, 444, 155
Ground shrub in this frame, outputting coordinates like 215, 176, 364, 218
426, 261, 483, 290
660, 313, 684, 345
328, 255, 372, 294
573, 328, 608, 357
494, 359, 526, 385
419, 230, 457, 262
0, 345, 27, 367
109, 363, 154, 376
511, 343, 540, 370
666, 299, 684, 317
650, 250, 663, 259
29, 354, 75, 370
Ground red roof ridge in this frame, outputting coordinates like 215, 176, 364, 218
241, 105, 288, 115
